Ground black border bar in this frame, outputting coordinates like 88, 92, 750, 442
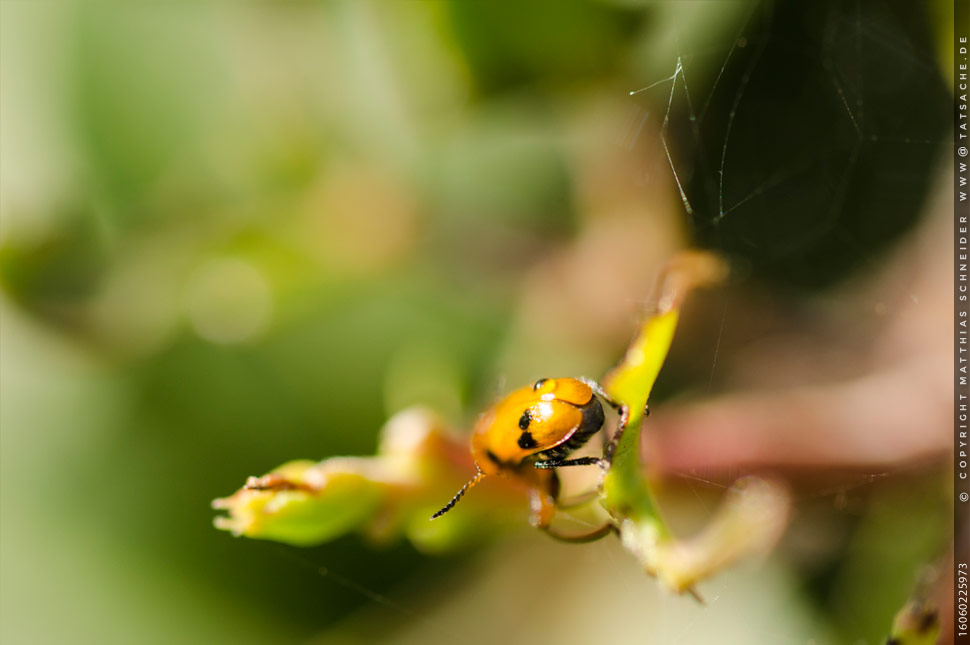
954, 0, 969, 641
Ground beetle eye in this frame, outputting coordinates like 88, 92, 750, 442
532, 378, 548, 391
518, 410, 531, 430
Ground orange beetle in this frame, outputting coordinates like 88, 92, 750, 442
432, 377, 632, 542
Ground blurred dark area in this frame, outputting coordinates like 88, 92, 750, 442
669, 0, 949, 289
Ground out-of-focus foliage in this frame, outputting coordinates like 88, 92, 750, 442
1, 0, 952, 644
213, 408, 529, 552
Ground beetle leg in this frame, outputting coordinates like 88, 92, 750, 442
540, 522, 616, 543
528, 483, 559, 529
529, 472, 616, 543
577, 376, 623, 411
603, 401, 649, 464
533, 456, 604, 469
578, 376, 636, 464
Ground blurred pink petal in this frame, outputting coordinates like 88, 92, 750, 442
645, 352, 949, 472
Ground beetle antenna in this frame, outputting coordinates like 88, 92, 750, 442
431, 471, 485, 520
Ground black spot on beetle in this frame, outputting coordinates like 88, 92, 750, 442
485, 449, 500, 464
517, 431, 536, 449
519, 410, 531, 430
533, 378, 547, 391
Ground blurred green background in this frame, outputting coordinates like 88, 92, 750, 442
0, 1, 953, 643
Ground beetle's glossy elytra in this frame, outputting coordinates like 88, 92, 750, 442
471, 377, 601, 474
431, 377, 615, 523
